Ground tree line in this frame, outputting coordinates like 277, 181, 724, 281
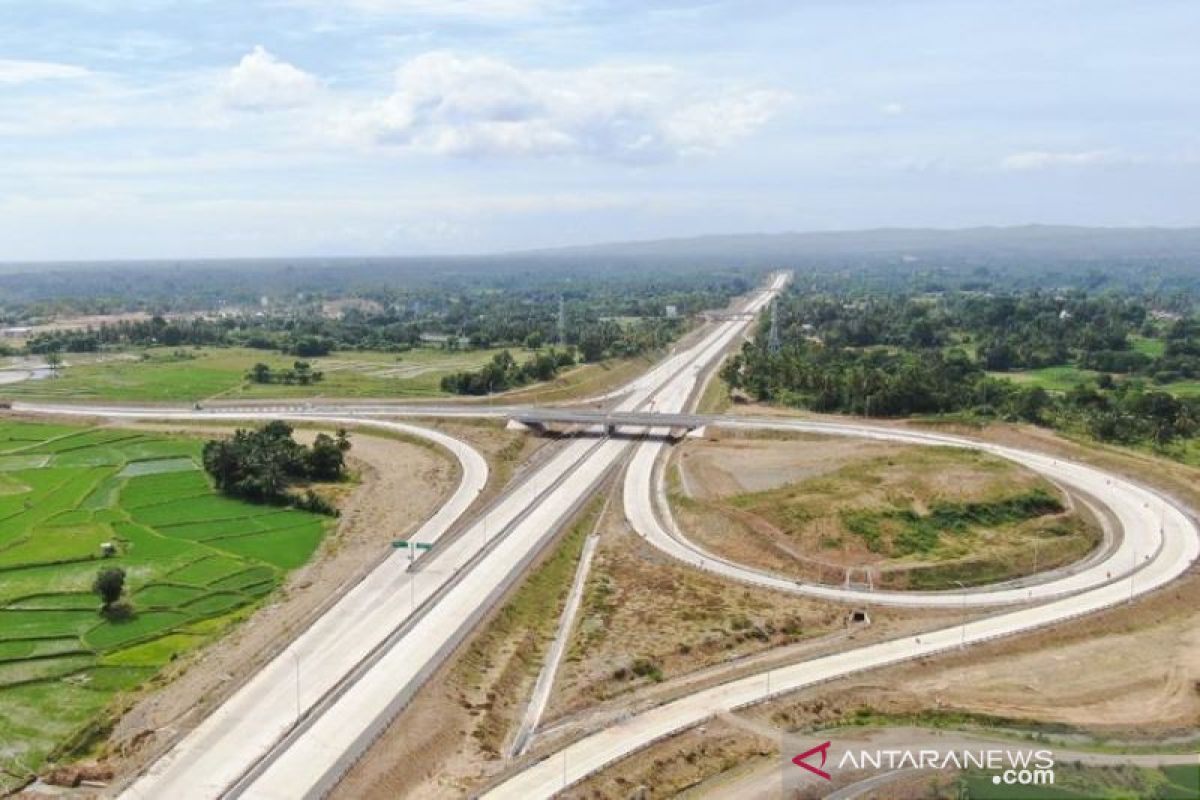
723, 290, 1200, 455
17, 274, 742, 361
440, 349, 576, 395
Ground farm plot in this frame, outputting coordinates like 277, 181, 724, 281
0, 420, 331, 792
0, 345, 525, 402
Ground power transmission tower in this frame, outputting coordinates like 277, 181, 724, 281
767, 299, 781, 354
557, 295, 566, 346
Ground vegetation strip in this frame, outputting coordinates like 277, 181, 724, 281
0, 420, 333, 793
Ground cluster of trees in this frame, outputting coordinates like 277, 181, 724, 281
441, 348, 575, 395
282, 335, 334, 357
247, 361, 325, 386
769, 290, 1200, 385
573, 317, 681, 362
25, 316, 228, 353
201, 421, 350, 514
723, 290, 1200, 455
1067, 380, 1198, 447
725, 340, 1199, 449
14, 273, 743, 367
724, 344, 1039, 418
1153, 318, 1200, 383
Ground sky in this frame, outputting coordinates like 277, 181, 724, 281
0, 0, 1197, 260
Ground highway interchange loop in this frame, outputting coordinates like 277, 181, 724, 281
11, 272, 1199, 799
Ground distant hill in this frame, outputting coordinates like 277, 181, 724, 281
1, 226, 1198, 305
502, 225, 1200, 294
512, 225, 1200, 265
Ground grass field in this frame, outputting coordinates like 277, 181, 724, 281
0, 345, 656, 404
992, 343, 1200, 398
677, 443, 1097, 590
1129, 335, 1167, 358
996, 364, 1200, 398
0, 420, 330, 791
963, 763, 1199, 799
994, 365, 1100, 393
0, 345, 529, 402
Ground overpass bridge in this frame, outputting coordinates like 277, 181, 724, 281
698, 311, 757, 322
510, 409, 711, 436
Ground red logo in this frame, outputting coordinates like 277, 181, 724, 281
792, 741, 833, 780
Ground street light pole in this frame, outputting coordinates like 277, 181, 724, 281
1129, 547, 1136, 605
954, 581, 966, 649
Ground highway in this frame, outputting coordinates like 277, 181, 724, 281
223, 273, 784, 799
12, 269, 1197, 799
77, 415, 488, 799
10, 274, 784, 799
632, 418, 1184, 607
482, 421, 1200, 798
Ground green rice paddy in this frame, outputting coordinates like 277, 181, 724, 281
0, 345, 529, 402
0, 420, 331, 791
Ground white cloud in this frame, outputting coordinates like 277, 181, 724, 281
881, 102, 906, 116
1000, 149, 1124, 171
222, 46, 320, 110
338, 52, 789, 163
0, 59, 91, 85
291, 0, 558, 18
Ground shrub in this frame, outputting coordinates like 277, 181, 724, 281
101, 601, 134, 621
630, 657, 664, 682
292, 489, 339, 517
93, 567, 126, 609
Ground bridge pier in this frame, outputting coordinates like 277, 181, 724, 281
507, 418, 548, 435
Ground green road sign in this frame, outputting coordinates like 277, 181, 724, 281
392, 540, 434, 550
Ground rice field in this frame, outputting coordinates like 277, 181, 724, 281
0, 345, 525, 402
0, 420, 331, 791
0, 345, 650, 404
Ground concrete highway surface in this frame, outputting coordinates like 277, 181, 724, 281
225, 273, 784, 799
67, 415, 487, 799
3, 274, 784, 799
482, 421, 1200, 798
13, 270, 1197, 799
632, 418, 1187, 607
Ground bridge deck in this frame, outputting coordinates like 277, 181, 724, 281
512, 410, 709, 430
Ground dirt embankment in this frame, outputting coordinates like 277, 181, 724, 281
91, 423, 459, 785
556, 561, 1200, 800
328, 432, 969, 799
673, 432, 1100, 590
544, 509, 938, 725
556, 418, 1200, 797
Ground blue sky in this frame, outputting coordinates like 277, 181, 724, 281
0, 0, 1197, 260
